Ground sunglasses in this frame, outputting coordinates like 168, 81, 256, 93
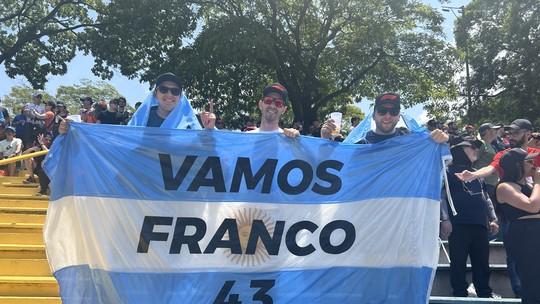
157, 85, 182, 96
524, 159, 534, 164
262, 96, 285, 108
376, 107, 400, 116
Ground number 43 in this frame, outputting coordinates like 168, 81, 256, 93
213, 280, 275, 304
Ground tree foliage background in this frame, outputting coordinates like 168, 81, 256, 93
2, 79, 122, 115
0, 0, 105, 88
450, 0, 540, 126
2, 0, 463, 128
83, 0, 459, 128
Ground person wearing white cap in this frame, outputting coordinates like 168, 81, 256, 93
0, 126, 22, 176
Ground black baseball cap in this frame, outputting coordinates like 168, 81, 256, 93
478, 123, 501, 135
4, 126, 16, 134
263, 83, 288, 102
504, 119, 532, 131
500, 148, 539, 170
155, 73, 182, 89
375, 92, 400, 109
450, 136, 483, 150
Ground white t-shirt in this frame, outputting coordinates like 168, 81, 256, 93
25, 103, 45, 114
0, 138, 23, 158
247, 128, 283, 133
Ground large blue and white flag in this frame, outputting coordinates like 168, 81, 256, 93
44, 123, 449, 304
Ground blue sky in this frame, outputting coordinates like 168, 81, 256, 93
0, 0, 470, 122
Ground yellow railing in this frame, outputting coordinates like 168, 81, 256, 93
0, 150, 48, 166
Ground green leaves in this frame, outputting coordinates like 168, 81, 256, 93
0, 0, 105, 88
455, 0, 540, 123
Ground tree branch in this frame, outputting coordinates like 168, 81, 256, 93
315, 50, 385, 107
0, 0, 31, 23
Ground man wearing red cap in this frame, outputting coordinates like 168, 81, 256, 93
247, 83, 299, 137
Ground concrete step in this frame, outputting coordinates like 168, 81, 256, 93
0, 232, 43, 245
430, 296, 521, 303
0, 222, 43, 234
0, 194, 48, 201
1, 183, 39, 188
0, 206, 47, 214
432, 264, 514, 298
0, 213, 46, 224
0, 259, 51, 276
0, 296, 60, 304
439, 241, 507, 265
0, 244, 46, 259
0, 200, 49, 208
0, 276, 58, 297
0, 177, 29, 183
0, 187, 40, 195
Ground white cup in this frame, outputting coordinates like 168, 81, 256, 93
329, 112, 342, 133
66, 115, 82, 123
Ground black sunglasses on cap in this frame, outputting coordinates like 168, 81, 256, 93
376, 107, 400, 116
157, 85, 182, 96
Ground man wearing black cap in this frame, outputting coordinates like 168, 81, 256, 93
321, 92, 448, 144
247, 83, 299, 137
457, 119, 540, 182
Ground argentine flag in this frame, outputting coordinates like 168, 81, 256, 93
44, 123, 449, 303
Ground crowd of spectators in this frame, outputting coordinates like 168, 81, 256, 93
0, 93, 135, 195
1, 81, 539, 302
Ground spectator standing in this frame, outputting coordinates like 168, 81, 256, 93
248, 83, 289, 134
24, 93, 45, 116
528, 132, 540, 149
22, 133, 52, 195
476, 122, 521, 296
322, 92, 447, 144
0, 98, 9, 125
457, 119, 540, 182
116, 97, 131, 125
443, 137, 499, 298
97, 99, 123, 125
0, 126, 23, 176
32, 101, 56, 133
11, 107, 27, 139
495, 149, 540, 303
79, 97, 97, 123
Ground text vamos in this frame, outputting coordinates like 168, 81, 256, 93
159, 154, 344, 195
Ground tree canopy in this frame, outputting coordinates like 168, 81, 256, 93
1, 79, 122, 115
455, 0, 540, 125
85, 0, 459, 128
3, 0, 460, 127
0, 0, 105, 88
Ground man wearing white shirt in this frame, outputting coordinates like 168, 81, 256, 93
248, 83, 295, 135
0, 126, 23, 176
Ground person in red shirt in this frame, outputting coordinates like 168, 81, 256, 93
456, 119, 540, 182
32, 100, 56, 133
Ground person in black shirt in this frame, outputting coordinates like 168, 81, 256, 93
97, 99, 123, 125
495, 148, 540, 303
444, 137, 499, 298
321, 92, 448, 144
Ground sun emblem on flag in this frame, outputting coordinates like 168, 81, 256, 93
226, 208, 275, 267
